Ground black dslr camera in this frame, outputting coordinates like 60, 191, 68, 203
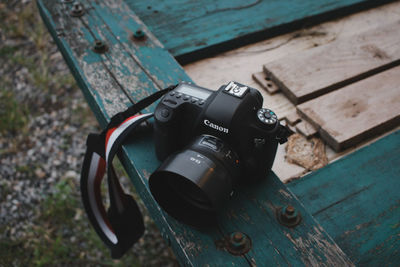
149, 81, 288, 227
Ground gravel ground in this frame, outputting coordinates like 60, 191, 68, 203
0, 1, 177, 266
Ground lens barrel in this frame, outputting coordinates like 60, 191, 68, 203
149, 135, 241, 227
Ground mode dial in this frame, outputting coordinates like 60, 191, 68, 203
257, 108, 278, 129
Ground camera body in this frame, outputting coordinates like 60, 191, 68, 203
150, 81, 288, 227
154, 81, 281, 180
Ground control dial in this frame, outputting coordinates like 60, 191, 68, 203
257, 108, 278, 129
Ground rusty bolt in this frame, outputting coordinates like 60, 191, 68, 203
286, 205, 295, 215
133, 29, 145, 40
233, 232, 243, 243
277, 205, 302, 228
226, 232, 251, 256
92, 40, 108, 54
70, 2, 85, 17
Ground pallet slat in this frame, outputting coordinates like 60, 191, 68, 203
297, 65, 400, 151
264, 21, 400, 104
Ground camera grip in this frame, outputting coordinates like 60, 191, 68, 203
154, 108, 180, 160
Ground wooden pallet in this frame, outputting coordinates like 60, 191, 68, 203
263, 21, 400, 104
256, 14, 400, 152
186, 1, 400, 179
297, 66, 400, 151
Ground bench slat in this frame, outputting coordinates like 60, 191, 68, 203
38, 0, 353, 265
126, 0, 382, 60
288, 130, 400, 265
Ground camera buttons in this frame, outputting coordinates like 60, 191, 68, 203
160, 109, 170, 118
183, 95, 189, 101
257, 108, 278, 126
169, 92, 175, 96
176, 93, 182, 98
191, 98, 198, 103
198, 100, 205, 105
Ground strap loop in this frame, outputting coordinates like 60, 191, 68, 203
80, 85, 176, 258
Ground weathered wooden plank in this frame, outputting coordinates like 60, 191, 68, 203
36, 1, 134, 127
125, 0, 388, 61
38, 0, 354, 265
285, 111, 301, 126
295, 120, 318, 138
264, 21, 400, 104
287, 130, 400, 266
297, 65, 400, 151
252, 72, 280, 94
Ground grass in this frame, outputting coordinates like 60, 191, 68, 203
1, 1, 178, 266
0, 87, 28, 136
0, 1, 145, 266
0, 178, 141, 267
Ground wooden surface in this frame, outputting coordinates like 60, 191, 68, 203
288, 130, 400, 266
263, 21, 400, 104
184, 1, 400, 181
297, 66, 400, 151
125, 0, 380, 61
38, 0, 354, 265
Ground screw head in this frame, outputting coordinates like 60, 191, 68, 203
286, 205, 295, 215
277, 205, 302, 228
232, 232, 243, 243
92, 40, 108, 53
226, 232, 251, 256
133, 29, 145, 40
70, 2, 84, 17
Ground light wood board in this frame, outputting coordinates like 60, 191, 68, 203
297, 66, 400, 151
184, 1, 400, 181
263, 20, 400, 104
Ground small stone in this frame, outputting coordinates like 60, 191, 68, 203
35, 168, 46, 179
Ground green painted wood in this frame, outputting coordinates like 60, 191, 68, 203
287, 130, 400, 266
38, 0, 353, 265
125, 0, 389, 61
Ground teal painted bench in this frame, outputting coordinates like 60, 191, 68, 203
38, 0, 399, 265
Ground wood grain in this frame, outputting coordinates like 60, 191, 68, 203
125, 0, 382, 60
297, 65, 400, 151
38, 0, 354, 265
264, 21, 400, 104
288, 130, 400, 266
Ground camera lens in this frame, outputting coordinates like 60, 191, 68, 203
149, 135, 241, 227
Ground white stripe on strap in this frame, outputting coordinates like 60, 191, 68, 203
88, 153, 118, 244
105, 113, 152, 164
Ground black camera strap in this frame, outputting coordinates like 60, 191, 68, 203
80, 85, 176, 258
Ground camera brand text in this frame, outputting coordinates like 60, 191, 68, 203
204, 119, 229, 133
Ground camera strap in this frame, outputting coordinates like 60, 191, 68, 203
80, 85, 176, 258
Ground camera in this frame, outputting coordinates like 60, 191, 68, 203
149, 81, 288, 227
